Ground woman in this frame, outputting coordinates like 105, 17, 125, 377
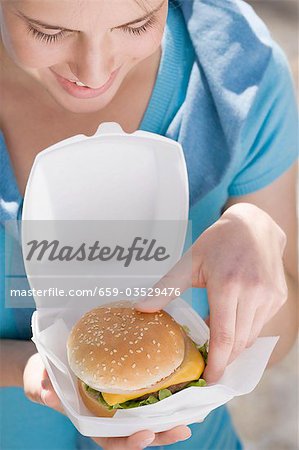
0, 0, 298, 449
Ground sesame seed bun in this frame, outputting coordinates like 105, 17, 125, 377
67, 306, 185, 393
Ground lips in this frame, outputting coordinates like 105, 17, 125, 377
50, 68, 120, 99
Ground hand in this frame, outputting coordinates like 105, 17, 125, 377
92, 427, 191, 449
23, 352, 65, 414
136, 203, 288, 383
23, 354, 191, 448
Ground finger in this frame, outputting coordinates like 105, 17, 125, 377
150, 426, 191, 446
40, 378, 65, 415
204, 315, 210, 327
204, 286, 238, 383
246, 306, 268, 348
94, 430, 155, 450
135, 248, 199, 312
227, 302, 256, 365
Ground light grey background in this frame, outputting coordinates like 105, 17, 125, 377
228, 2, 298, 449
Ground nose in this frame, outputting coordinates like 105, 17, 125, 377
70, 35, 114, 89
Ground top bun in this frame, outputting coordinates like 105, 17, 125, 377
67, 305, 185, 393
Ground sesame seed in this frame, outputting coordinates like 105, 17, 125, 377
147, 354, 151, 359
132, 363, 136, 368
110, 368, 114, 372
129, 349, 133, 354
112, 360, 116, 364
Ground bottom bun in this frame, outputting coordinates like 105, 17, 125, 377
78, 379, 116, 418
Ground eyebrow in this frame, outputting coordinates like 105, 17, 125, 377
16, 0, 165, 32
114, 0, 165, 28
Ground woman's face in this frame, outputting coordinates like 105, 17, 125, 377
0, 0, 168, 113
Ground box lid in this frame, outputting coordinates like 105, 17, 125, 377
21, 123, 189, 309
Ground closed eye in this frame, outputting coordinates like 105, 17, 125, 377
27, 25, 69, 44
121, 16, 157, 37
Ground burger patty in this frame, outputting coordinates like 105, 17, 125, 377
134, 381, 191, 401
85, 380, 192, 403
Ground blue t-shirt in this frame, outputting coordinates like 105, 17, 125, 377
0, 0, 297, 449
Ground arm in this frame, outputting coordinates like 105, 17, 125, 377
0, 339, 36, 387
224, 162, 298, 365
137, 162, 298, 382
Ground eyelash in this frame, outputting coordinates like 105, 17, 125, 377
27, 16, 157, 44
27, 26, 67, 44
122, 16, 157, 36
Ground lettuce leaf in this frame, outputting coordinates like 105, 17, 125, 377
186, 378, 207, 387
85, 381, 206, 411
158, 389, 172, 400
196, 341, 209, 364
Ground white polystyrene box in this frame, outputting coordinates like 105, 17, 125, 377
21, 123, 278, 437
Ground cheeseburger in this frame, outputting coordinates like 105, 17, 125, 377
67, 305, 207, 417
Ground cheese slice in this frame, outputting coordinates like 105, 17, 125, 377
102, 337, 205, 406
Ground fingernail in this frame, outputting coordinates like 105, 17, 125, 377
179, 429, 192, 441
135, 300, 162, 312
41, 379, 50, 390
140, 436, 155, 448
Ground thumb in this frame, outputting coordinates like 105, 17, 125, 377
135, 251, 193, 313
40, 375, 65, 414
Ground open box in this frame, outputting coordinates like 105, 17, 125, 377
21, 123, 278, 437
